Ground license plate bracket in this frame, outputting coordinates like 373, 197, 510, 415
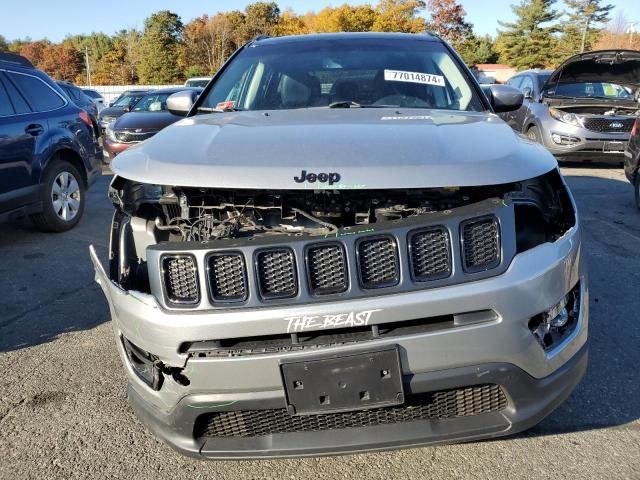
281, 347, 404, 415
603, 141, 625, 152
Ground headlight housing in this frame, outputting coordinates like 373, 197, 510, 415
549, 107, 582, 127
105, 124, 118, 142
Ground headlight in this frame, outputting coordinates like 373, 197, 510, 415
105, 125, 117, 142
549, 107, 582, 127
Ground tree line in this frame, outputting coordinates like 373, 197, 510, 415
0, 0, 636, 85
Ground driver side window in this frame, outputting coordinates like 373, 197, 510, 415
518, 76, 534, 98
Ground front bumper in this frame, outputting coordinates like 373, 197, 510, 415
127, 344, 588, 459
537, 120, 630, 161
102, 138, 132, 161
90, 218, 588, 458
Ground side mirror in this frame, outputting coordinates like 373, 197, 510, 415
486, 84, 524, 113
522, 87, 533, 100
123, 105, 131, 113
167, 90, 197, 116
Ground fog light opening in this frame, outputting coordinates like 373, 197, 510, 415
551, 133, 580, 146
529, 283, 580, 350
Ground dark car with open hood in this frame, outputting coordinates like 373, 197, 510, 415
502, 50, 640, 163
102, 87, 202, 162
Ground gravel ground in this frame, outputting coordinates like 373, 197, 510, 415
0, 165, 638, 480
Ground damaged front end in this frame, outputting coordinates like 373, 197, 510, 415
103, 169, 575, 305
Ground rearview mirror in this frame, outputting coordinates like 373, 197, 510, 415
484, 84, 524, 113
167, 90, 197, 116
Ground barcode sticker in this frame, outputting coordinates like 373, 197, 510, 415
384, 69, 445, 87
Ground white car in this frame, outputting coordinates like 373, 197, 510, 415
184, 77, 212, 88
82, 89, 106, 112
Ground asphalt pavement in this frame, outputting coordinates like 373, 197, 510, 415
0, 165, 638, 479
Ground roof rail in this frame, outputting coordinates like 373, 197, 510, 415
0, 52, 34, 68
252, 35, 271, 42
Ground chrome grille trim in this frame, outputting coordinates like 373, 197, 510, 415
206, 252, 248, 303
161, 254, 200, 306
306, 243, 348, 295
255, 248, 298, 300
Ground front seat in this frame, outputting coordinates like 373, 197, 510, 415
280, 75, 311, 108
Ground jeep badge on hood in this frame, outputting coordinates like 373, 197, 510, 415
294, 170, 341, 185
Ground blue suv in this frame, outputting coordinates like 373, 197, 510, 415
0, 53, 101, 232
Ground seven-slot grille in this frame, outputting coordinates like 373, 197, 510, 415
159, 215, 503, 307
582, 117, 634, 133
207, 253, 247, 302
256, 249, 298, 299
162, 255, 199, 304
307, 244, 348, 294
195, 384, 507, 438
357, 237, 399, 288
462, 217, 500, 272
409, 227, 451, 281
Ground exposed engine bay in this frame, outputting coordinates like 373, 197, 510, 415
107, 170, 575, 292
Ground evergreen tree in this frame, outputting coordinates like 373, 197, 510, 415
564, 0, 614, 52
138, 10, 184, 84
496, 0, 561, 69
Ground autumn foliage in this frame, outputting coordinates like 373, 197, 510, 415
2, 0, 636, 83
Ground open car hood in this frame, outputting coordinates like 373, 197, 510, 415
546, 49, 640, 88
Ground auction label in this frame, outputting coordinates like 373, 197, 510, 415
384, 69, 445, 87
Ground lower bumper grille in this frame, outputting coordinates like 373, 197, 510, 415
195, 384, 507, 438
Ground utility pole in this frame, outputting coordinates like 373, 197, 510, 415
627, 23, 637, 48
85, 46, 92, 86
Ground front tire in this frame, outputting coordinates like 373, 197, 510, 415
526, 125, 541, 143
31, 160, 85, 232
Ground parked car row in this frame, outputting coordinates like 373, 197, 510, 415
102, 87, 202, 162
0, 52, 101, 231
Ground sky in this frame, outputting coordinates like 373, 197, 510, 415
1, 0, 639, 42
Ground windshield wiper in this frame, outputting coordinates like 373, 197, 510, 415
328, 101, 399, 109
197, 106, 242, 113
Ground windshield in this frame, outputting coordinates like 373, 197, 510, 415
545, 82, 633, 99
132, 92, 174, 112
83, 89, 102, 99
113, 93, 147, 108
197, 38, 485, 112
186, 79, 210, 87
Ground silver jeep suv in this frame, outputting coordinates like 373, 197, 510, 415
91, 33, 588, 459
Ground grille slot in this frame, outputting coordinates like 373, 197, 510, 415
207, 253, 247, 302
582, 117, 634, 133
196, 384, 507, 438
462, 217, 500, 272
162, 255, 199, 305
357, 236, 399, 288
409, 227, 451, 281
114, 130, 157, 143
256, 249, 297, 299
307, 244, 348, 295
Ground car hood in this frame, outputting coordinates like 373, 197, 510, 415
111, 108, 557, 189
546, 49, 640, 87
99, 106, 127, 119
112, 111, 179, 131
